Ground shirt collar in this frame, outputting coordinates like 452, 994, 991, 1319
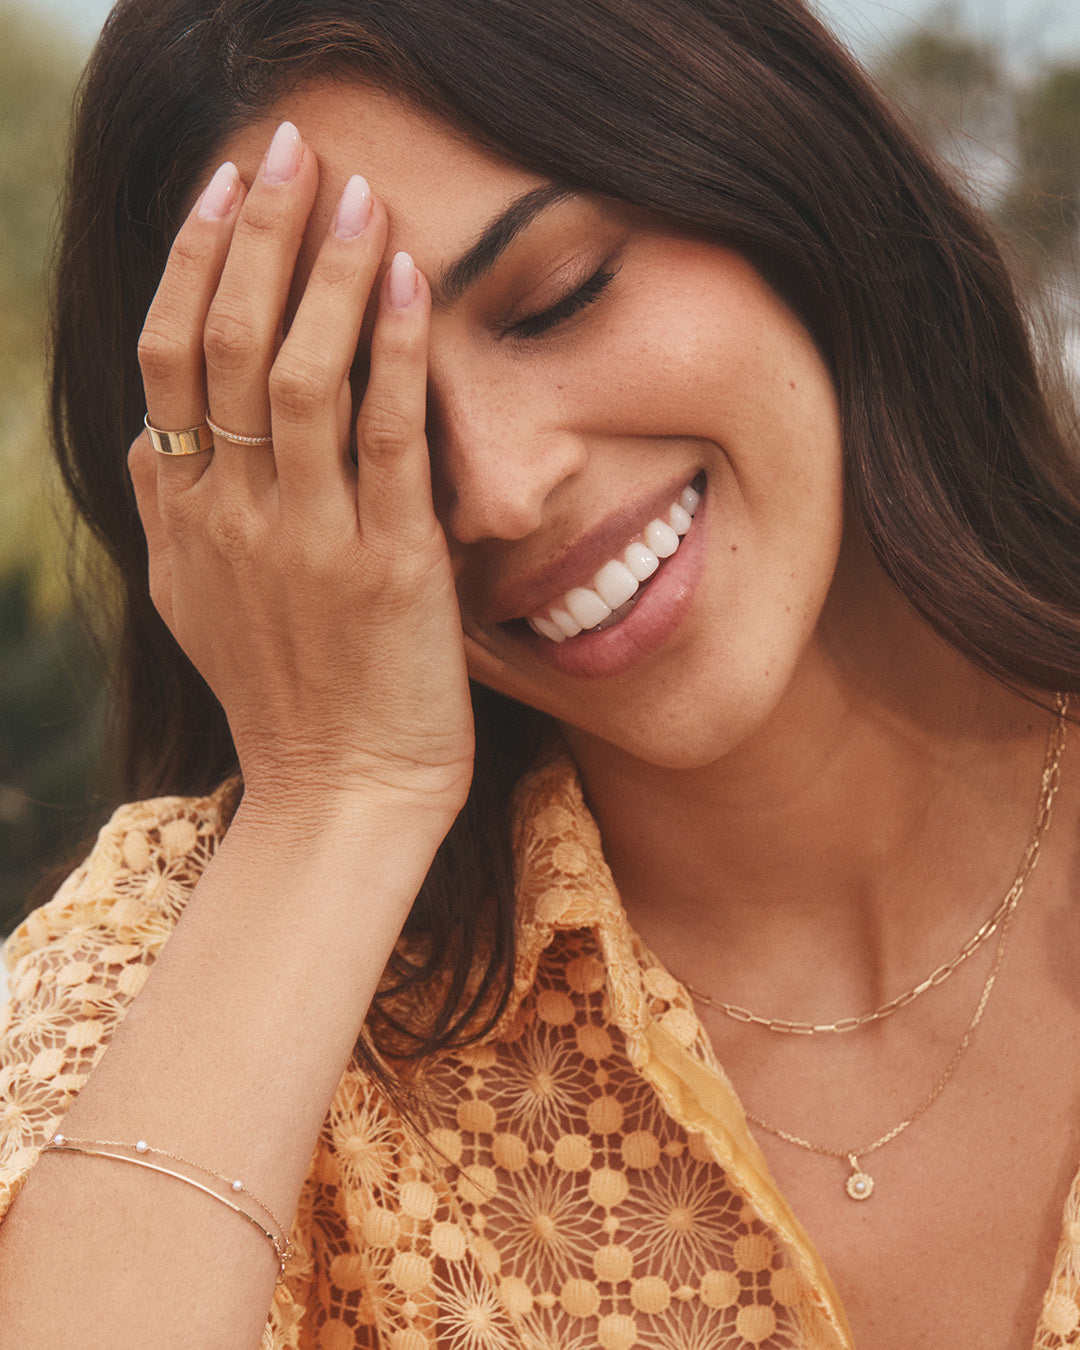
491, 745, 654, 1047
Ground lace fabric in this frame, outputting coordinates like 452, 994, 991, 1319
2, 753, 1079, 1347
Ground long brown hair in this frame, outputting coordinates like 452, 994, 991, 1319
50, 0, 1080, 1061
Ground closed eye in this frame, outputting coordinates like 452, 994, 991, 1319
503, 266, 619, 340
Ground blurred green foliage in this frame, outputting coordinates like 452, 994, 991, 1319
1, 5, 1079, 937
0, 571, 105, 928
0, 3, 79, 600
0, 3, 105, 935
879, 23, 1080, 290
1002, 66, 1080, 276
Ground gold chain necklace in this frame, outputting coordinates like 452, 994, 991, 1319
681, 882, 1020, 1034
681, 695, 1069, 1037
694, 694, 1068, 1200
748, 895, 1015, 1200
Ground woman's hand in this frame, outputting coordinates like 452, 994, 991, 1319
129, 122, 474, 832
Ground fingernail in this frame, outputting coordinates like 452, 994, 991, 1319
388, 252, 418, 308
263, 121, 302, 184
198, 162, 239, 220
335, 175, 372, 239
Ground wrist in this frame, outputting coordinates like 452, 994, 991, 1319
226, 780, 460, 869
234, 746, 472, 832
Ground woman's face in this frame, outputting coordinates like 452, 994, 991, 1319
218, 82, 848, 770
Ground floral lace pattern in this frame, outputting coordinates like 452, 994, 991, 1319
2, 753, 1079, 1346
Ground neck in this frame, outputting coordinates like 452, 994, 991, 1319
561, 600, 1061, 1024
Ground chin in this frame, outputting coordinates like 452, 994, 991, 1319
539, 661, 798, 776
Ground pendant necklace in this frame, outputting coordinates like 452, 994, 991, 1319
681, 694, 1068, 1200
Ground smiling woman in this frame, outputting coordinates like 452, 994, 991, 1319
2, 1, 1080, 1347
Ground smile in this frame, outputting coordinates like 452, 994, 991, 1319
526, 482, 701, 642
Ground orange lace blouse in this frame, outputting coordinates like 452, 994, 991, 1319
3, 751, 1080, 1349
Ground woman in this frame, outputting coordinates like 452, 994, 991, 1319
2, 0, 1080, 1344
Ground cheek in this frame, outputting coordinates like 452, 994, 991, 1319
570, 311, 720, 436
588, 291, 845, 557
577, 256, 840, 457
457, 254, 847, 761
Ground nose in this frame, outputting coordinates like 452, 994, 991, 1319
429, 370, 586, 546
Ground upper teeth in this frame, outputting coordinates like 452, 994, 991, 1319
528, 483, 701, 642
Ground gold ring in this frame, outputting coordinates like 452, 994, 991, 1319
205, 411, 273, 447
144, 413, 214, 457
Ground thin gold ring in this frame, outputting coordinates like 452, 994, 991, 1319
205, 411, 273, 447
144, 413, 214, 457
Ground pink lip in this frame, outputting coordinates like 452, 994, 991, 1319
484, 471, 699, 626
515, 482, 708, 679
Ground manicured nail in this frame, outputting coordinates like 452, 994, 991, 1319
335, 175, 372, 239
263, 122, 302, 184
198, 162, 239, 220
388, 252, 418, 308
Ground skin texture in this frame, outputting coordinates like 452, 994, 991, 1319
146, 88, 847, 774
78, 80, 1080, 1346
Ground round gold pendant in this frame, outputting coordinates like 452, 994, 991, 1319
846, 1171, 874, 1201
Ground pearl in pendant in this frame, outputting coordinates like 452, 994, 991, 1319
846, 1171, 874, 1200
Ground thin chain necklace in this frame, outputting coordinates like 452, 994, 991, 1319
682, 885, 1020, 1035
692, 694, 1068, 1200
682, 699, 1068, 1036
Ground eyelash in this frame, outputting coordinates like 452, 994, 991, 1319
504, 266, 619, 340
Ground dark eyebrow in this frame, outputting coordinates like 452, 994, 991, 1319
433, 184, 573, 306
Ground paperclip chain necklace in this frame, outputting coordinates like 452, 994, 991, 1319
681, 881, 1021, 1035
690, 694, 1068, 1200
681, 702, 1068, 1036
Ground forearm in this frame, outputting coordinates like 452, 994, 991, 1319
0, 799, 439, 1347
1, 109, 477, 1347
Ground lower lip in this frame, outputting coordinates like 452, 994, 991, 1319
513, 484, 708, 679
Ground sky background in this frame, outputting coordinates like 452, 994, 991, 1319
11, 0, 1080, 66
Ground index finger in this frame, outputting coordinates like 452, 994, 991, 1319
136, 161, 247, 486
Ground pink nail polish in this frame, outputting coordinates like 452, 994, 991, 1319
335, 175, 373, 239
198, 162, 239, 220
388, 252, 418, 308
263, 122, 302, 184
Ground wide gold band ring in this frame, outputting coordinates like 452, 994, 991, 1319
205, 411, 273, 447
144, 413, 214, 457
